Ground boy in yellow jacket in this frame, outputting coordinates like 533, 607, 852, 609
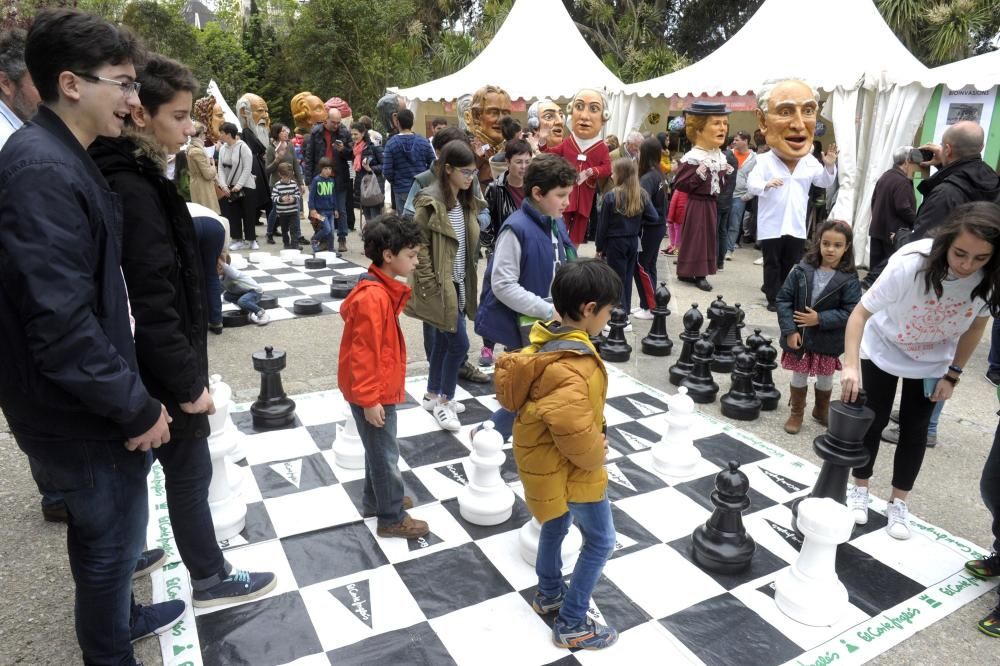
495, 259, 622, 650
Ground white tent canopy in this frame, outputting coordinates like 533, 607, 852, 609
928, 49, 1000, 91
393, 0, 624, 102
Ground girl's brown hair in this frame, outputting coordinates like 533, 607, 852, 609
921, 202, 1000, 316
611, 157, 645, 217
435, 140, 476, 210
803, 220, 855, 272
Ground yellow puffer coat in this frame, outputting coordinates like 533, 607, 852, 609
494, 321, 608, 523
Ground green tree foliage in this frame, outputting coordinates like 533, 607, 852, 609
427, 0, 511, 76
877, 0, 998, 66
121, 0, 199, 63
193, 22, 256, 102
670, 0, 764, 61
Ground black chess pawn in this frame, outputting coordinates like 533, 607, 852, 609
703, 294, 727, 344
691, 461, 756, 573
600, 306, 632, 362
721, 351, 762, 421
745, 327, 767, 355
752, 338, 781, 411
669, 303, 702, 385
250, 345, 297, 429
680, 332, 718, 404
730, 303, 748, 357
641, 282, 673, 356
589, 333, 603, 353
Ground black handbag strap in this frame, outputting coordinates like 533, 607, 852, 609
226, 143, 242, 189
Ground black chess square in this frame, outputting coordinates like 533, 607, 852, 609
341, 471, 436, 515
305, 268, 337, 277
456, 373, 496, 396
305, 422, 340, 451
836, 543, 925, 615
673, 473, 777, 515
610, 505, 659, 559
606, 392, 669, 419
197, 591, 323, 666
603, 457, 668, 501
606, 419, 661, 456
522, 574, 652, 634
439, 495, 532, 540
265, 288, 305, 299
223, 501, 276, 549
286, 277, 324, 287
253, 275, 281, 283
231, 409, 302, 436
251, 453, 337, 499
666, 534, 788, 590
264, 266, 299, 275
394, 542, 514, 619
281, 522, 390, 587
660, 592, 802, 666
692, 432, 770, 468
456, 399, 495, 426
325, 622, 456, 665
398, 430, 471, 468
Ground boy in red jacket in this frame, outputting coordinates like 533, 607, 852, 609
338, 213, 428, 539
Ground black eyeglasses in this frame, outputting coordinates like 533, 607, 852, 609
72, 71, 141, 97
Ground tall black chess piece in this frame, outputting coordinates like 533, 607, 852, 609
752, 338, 781, 411
692, 461, 756, 573
250, 345, 297, 429
791, 390, 875, 532
669, 303, 702, 386
745, 328, 767, 355
703, 294, 727, 346
710, 304, 740, 374
680, 333, 718, 404
600, 306, 632, 362
730, 303, 747, 357
589, 333, 603, 353
721, 351, 762, 421
641, 282, 673, 356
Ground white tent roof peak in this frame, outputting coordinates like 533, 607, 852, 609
624, 0, 933, 98
929, 49, 1000, 91
393, 0, 625, 102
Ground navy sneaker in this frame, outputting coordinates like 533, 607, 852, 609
552, 615, 618, 650
531, 584, 568, 615
133, 548, 167, 580
191, 569, 277, 609
130, 600, 186, 643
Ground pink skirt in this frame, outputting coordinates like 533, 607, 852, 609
780, 351, 841, 377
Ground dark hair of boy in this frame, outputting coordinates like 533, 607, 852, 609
363, 213, 423, 265
551, 258, 622, 322
276, 162, 293, 177
26, 8, 143, 104
504, 138, 531, 161
359, 115, 373, 131
219, 121, 239, 138
499, 116, 521, 142
431, 117, 447, 128
436, 139, 476, 210
397, 108, 415, 130
524, 153, 576, 197
432, 126, 468, 152
318, 157, 333, 172
135, 53, 197, 117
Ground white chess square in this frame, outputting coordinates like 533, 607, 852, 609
409, 457, 472, 501
368, 502, 472, 564
264, 483, 361, 538
574, 620, 707, 666
298, 284, 332, 296
242, 427, 322, 466
627, 449, 721, 484
849, 525, 970, 587
193, 539, 297, 616
293, 393, 340, 427
336, 266, 368, 276
474, 527, 546, 591
614, 487, 712, 543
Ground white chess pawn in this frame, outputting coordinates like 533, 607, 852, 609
653, 387, 702, 477
775, 497, 854, 626
279, 248, 300, 261
333, 400, 365, 469
519, 517, 582, 569
229, 253, 248, 270
207, 374, 247, 541
458, 421, 515, 525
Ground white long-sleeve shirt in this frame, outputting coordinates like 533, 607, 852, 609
216, 140, 255, 190
491, 227, 558, 320
0, 99, 23, 151
746, 151, 836, 240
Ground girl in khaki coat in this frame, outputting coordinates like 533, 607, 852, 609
404, 141, 482, 432
186, 123, 220, 214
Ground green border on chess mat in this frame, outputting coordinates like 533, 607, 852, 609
146, 365, 998, 666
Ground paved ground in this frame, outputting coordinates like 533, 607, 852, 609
1, 232, 998, 665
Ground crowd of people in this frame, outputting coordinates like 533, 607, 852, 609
4, 8, 1000, 663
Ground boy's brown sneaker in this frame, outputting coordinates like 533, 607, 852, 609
377, 515, 430, 540
362, 496, 414, 518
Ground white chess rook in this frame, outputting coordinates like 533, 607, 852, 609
775, 497, 854, 626
458, 421, 515, 525
333, 400, 366, 469
653, 387, 701, 477
206, 374, 247, 541
519, 517, 583, 569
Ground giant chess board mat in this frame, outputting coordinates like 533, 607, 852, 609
147, 366, 997, 666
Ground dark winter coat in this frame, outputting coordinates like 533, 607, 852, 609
483, 170, 520, 251
240, 128, 273, 213
912, 157, 1000, 239
716, 149, 739, 213
352, 139, 385, 204
303, 122, 353, 189
869, 166, 915, 241
775, 261, 861, 358
90, 130, 210, 440
0, 106, 160, 441
382, 132, 435, 195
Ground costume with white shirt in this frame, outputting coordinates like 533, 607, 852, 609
0, 98, 23, 150
852, 238, 991, 490
747, 150, 837, 304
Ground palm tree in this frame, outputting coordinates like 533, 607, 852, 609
877, 0, 996, 65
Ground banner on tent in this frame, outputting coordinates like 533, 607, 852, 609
932, 86, 997, 146
665, 93, 758, 113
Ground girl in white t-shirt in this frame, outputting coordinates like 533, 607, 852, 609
841, 202, 1000, 540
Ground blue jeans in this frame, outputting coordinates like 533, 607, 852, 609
18, 437, 150, 665
981, 424, 1000, 554
727, 198, 747, 252
192, 216, 225, 327
266, 205, 278, 237
989, 317, 1000, 374
537, 495, 616, 627
393, 190, 408, 213
349, 404, 406, 527
224, 290, 263, 315
334, 190, 349, 239
928, 399, 945, 437
426, 310, 470, 401
153, 436, 229, 588
314, 211, 335, 250
487, 406, 516, 442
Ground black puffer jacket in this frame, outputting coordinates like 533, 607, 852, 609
912, 157, 1000, 239
90, 131, 210, 440
775, 261, 861, 358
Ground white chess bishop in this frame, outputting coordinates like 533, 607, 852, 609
332, 399, 365, 469
458, 421, 515, 525
206, 374, 247, 541
653, 387, 702, 477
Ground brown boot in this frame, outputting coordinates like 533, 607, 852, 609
812, 388, 833, 426
784, 385, 808, 434
377, 515, 429, 539
337, 238, 348, 253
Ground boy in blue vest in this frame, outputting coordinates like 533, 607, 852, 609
308, 157, 339, 253
474, 153, 578, 443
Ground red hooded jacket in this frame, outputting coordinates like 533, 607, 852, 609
337, 265, 411, 408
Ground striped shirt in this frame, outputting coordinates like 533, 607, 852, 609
272, 180, 302, 215
448, 202, 467, 311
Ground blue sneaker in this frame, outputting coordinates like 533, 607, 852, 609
132, 548, 167, 580
531, 584, 567, 615
131, 600, 185, 643
191, 569, 277, 609
552, 615, 619, 650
